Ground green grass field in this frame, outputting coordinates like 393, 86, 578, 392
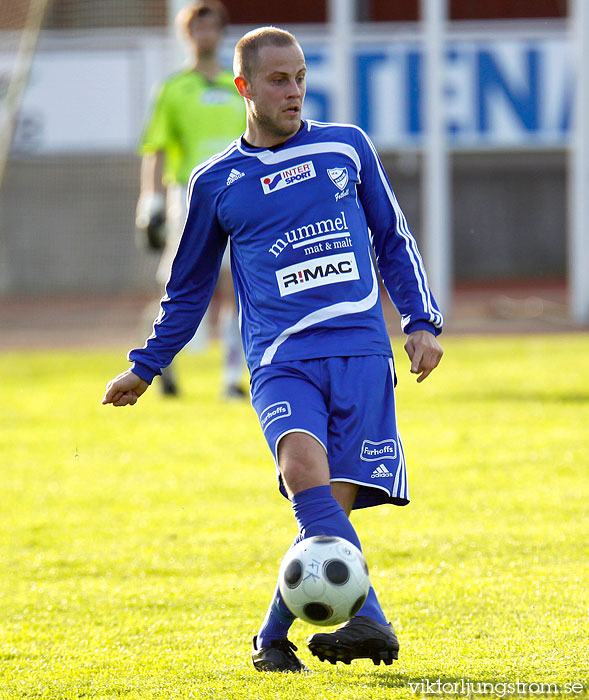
1, 334, 588, 700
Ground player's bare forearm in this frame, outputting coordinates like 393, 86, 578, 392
404, 330, 443, 383
102, 370, 149, 407
139, 151, 166, 196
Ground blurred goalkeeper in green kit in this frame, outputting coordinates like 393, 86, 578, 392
135, 0, 246, 397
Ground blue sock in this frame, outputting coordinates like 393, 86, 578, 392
257, 485, 387, 647
291, 485, 388, 626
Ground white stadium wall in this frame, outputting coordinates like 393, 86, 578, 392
6, 28, 573, 154
0, 22, 571, 297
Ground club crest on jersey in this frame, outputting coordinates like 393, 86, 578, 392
327, 167, 350, 201
276, 252, 359, 296
260, 161, 316, 194
327, 167, 348, 191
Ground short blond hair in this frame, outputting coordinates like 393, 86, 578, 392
176, 0, 229, 36
233, 26, 299, 81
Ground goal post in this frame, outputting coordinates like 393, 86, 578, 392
569, 0, 589, 323
421, 0, 452, 317
0, 0, 50, 191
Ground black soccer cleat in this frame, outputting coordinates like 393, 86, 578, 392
307, 615, 399, 666
251, 636, 310, 673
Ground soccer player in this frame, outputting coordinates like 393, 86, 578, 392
135, 0, 246, 397
104, 27, 444, 672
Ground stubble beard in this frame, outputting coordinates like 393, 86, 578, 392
250, 104, 301, 143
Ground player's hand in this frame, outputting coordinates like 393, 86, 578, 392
404, 330, 443, 383
102, 370, 149, 407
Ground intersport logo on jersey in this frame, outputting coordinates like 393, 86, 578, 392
276, 252, 359, 296
260, 161, 316, 194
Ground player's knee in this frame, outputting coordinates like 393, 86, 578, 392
280, 458, 329, 498
283, 456, 331, 495
277, 432, 330, 497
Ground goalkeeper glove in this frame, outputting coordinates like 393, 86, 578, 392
135, 191, 167, 251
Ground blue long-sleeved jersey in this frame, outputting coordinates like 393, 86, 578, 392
129, 120, 443, 382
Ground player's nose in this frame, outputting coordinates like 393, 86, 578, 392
285, 78, 303, 99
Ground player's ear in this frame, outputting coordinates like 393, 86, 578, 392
234, 76, 251, 99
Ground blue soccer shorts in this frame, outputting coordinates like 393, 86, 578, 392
250, 355, 409, 509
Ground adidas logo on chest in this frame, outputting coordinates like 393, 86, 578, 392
226, 168, 245, 186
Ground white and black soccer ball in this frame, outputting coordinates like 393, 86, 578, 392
278, 535, 370, 627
